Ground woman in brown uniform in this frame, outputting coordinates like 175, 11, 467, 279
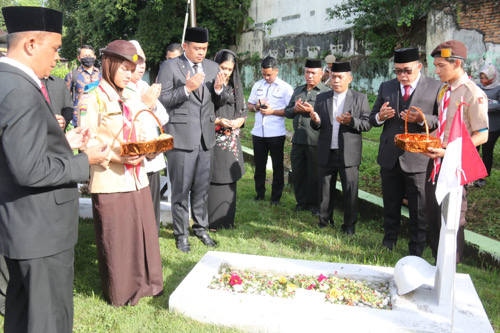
79, 40, 163, 306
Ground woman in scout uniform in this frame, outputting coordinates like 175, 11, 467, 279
79, 40, 163, 306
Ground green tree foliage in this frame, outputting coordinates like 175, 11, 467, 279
58, 0, 251, 70
327, 0, 453, 58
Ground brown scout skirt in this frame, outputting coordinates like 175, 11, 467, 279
91, 187, 163, 306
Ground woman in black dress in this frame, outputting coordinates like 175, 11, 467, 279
208, 49, 247, 230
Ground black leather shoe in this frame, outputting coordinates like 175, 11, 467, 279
175, 237, 190, 253
270, 200, 280, 206
254, 195, 264, 201
382, 241, 395, 251
310, 207, 320, 217
294, 205, 307, 212
318, 219, 334, 229
341, 225, 355, 236
197, 233, 217, 247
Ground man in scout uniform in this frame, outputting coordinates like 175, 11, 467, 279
423, 40, 489, 263
369, 47, 442, 256
310, 62, 372, 234
285, 59, 330, 215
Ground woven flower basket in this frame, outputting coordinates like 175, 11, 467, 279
394, 106, 441, 153
120, 109, 173, 156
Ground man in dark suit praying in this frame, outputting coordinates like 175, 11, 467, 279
0, 6, 109, 332
310, 62, 372, 234
157, 27, 225, 252
369, 48, 442, 256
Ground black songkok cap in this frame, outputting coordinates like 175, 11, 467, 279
185, 27, 209, 43
305, 59, 322, 69
394, 48, 420, 63
2, 6, 63, 34
331, 62, 351, 72
431, 40, 467, 60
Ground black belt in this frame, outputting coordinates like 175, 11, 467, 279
330, 149, 340, 155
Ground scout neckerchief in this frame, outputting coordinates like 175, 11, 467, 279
98, 84, 141, 183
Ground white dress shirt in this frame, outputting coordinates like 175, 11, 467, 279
248, 77, 293, 137
330, 91, 347, 149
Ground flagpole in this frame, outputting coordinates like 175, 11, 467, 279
181, 0, 191, 44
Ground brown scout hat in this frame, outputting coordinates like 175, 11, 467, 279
99, 40, 144, 64
431, 40, 467, 60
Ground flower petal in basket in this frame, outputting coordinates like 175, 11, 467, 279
120, 109, 174, 156
394, 133, 441, 153
394, 106, 441, 153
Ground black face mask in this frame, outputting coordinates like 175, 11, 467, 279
81, 56, 95, 67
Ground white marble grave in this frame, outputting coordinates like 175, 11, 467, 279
169, 251, 493, 333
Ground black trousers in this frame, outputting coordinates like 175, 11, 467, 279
291, 144, 318, 209
252, 135, 285, 202
318, 150, 359, 230
479, 129, 500, 176
426, 160, 467, 263
380, 162, 427, 256
0, 255, 7, 316
167, 143, 211, 239
4, 247, 74, 333
147, 171, 161, 235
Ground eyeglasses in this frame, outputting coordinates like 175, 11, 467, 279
394, 64, 419, 75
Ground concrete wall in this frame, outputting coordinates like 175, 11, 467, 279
426, 6, 500, 80
238, 1, 500, 93
248, 0, 348, 38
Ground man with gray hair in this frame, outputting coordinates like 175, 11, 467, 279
369, 47, 441, 256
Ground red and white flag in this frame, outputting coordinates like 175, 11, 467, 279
435, 99, 487, 204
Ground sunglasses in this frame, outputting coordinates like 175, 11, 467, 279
394, 64, 419, 75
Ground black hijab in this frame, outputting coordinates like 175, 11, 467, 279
213, 49, 245, 115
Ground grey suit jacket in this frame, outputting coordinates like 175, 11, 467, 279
368, 75, 442, 173
157, 55, 222, 150
0, 63, 89, 259
311, 89, 372, 167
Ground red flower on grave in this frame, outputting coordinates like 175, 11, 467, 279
307, 284, 316, 290
317, 274, 327, 282
229, 273, 242, 286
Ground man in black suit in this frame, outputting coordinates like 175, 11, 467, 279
0, 7, 109, 332
310, 62, 372, 234
44, 74, 74, 129
369, 48, 442, 256
157, 27, 225, 252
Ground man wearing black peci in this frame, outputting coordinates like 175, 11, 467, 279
369, 48, 442, 256
0, 6, 109, 332
285, 59, 330, 215
310, 62, 371, 234
157, 27, 225, 252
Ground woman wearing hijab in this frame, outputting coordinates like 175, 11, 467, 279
475, 64, 500, 187
79, 40, 163, 306
208, 49, 247, 230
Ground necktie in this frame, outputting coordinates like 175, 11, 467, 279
403, 85, 411, 102
192, 63, 203, 97
41, 81, 50, 104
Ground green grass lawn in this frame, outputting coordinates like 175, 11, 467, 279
0, 164, 497, 332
